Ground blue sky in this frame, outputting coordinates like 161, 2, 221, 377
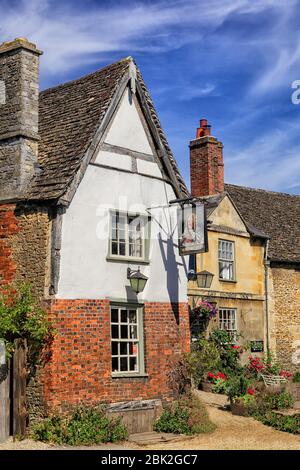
1, 0, 300, 194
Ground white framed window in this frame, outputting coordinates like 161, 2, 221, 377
0, 81, 5, 105
218, 239, 235, 281
110, 304, 145, 376
219, 308, 237, 341
109, 211, 150, 261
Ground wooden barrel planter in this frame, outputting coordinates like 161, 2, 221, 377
201, 381, 214, 393
230, 401, 248, 417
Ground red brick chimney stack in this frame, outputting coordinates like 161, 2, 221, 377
190, 119, 224, 197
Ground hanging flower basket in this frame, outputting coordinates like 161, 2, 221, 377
190, 301, 218, 339
191, 301, 218, 320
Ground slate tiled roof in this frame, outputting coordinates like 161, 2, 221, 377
226, 184, 300, 263
28, 57, 188, 200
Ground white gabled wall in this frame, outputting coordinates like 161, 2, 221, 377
58, 167, 187, 302
57, 85, 187, 303
103, 87, 154, 155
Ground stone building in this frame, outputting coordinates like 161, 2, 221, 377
0, 38, 190, 423
188, 120, 267, 362
226, 185, 300, 372
188, 119, 300, 371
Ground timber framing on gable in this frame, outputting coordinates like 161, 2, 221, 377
58, 60, 184, 207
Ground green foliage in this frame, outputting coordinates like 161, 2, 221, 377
265, 390, 294, 410
235, 393, 256, 407
0, 284, 53, 358
256, 412, 300, 434
262, 351, 281, 375
154, 403, 191, 435
209, 329, 243, 375
154, 394, 216, 435
188, 335, 221, 387
293, 372, 300, 383
225, 374, 252, 401
31, 405, 128, 445
212, 378, 227, 394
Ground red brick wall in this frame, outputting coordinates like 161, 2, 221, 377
190, 136, 224, 197
42, 299, 190, 411
0, 204, 18, 288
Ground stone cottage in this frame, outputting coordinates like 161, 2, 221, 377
226, 185, 300, 372
0, 38, 190, 422
188, 120, 268, 362
188, 118, 300, 371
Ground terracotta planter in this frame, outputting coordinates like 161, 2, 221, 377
201, 381, 214, 393
230, 401, 248, 416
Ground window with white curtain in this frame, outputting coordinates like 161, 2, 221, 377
218, 239, 235, 280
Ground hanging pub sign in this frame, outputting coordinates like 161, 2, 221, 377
178, 202, 208, 256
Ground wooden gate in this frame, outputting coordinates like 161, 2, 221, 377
0, 339, 27, 442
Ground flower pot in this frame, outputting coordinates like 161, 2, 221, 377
201, 381, 214, 393
230, 402, 248, 416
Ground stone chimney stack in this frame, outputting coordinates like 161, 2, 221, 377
190, 119, 224, 197
0, 38, 43, 201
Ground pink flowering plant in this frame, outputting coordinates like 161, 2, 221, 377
192, 301, 218, 320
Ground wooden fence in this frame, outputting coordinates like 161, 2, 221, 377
0, 339, 27, 442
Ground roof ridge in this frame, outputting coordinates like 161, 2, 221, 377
225, 183, 300, 198
40, 56, 132, 95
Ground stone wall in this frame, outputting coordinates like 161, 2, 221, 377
10, 204, 51, 300
0, 202, 51, 299
0, 201, 52, 422
41, 300, 190, 413
269, 267, 300, 371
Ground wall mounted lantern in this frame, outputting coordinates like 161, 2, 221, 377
127, 267, 148, 294
195, 270, 214, 289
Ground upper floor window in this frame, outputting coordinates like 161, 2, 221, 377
218, 239, 235, 281
109, 211, 150, 261
0, 81, 5, 105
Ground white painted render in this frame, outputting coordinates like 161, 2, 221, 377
136, 159, 163, 178
57, 85, 187, 303
95, 150, 132, 171
104, 87, 154, 155
58, 166, 188, 302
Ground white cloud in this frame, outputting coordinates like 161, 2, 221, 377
0, 0, 294, 78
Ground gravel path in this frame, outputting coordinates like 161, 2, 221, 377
140, 406, 300, 450
1, 405, 299, 450
0, 437, 134, 451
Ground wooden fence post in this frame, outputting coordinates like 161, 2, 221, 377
13, 339, 28, 437
0, 340, 10, 442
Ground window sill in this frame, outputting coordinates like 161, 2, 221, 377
219, 278, 237, 283
106, 256, 150, 265
111, 373, 149, 379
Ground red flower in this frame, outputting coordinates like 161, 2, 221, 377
247, 388, 255, 396
280, 370, 293, 379
207, 372, 215, 379
232, 345, 240, 350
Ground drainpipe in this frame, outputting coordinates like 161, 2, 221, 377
264, 239, 270, 353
